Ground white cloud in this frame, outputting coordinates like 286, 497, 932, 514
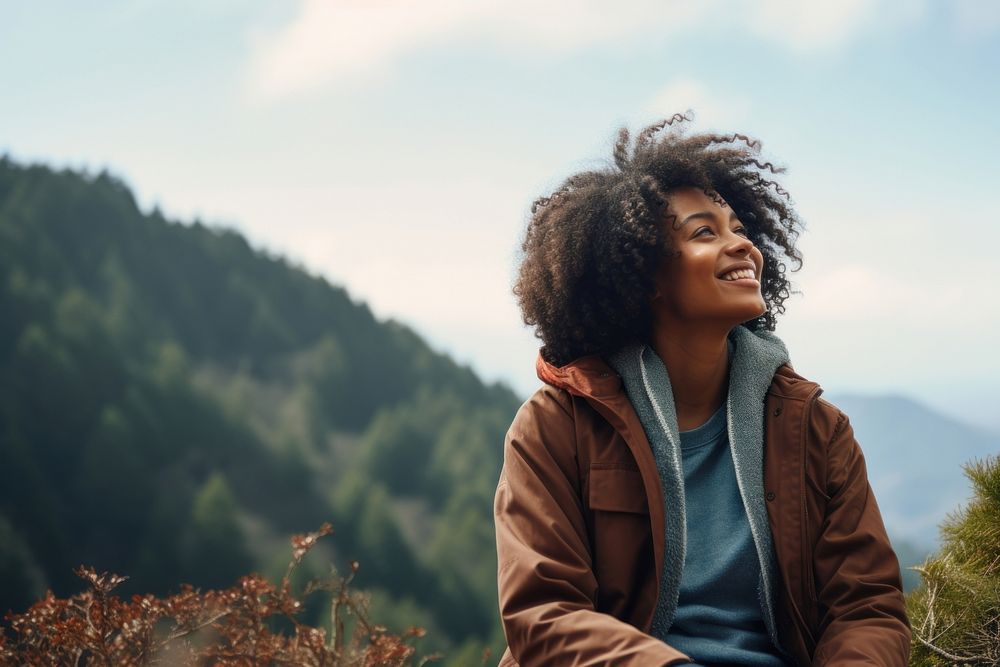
245, 0, 490, 99
243, 0, 703, 100
740, 0, 879, 52
244, 0, 896, 100
480, 0, 710, 54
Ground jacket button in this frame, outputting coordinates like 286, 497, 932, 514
766, 491, 776, 501
773, 406, 782, 416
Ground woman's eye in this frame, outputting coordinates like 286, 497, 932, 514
734, 227, 749, 236
694, 226, 714, 237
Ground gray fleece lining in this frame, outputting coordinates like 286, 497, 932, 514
606, 325, 790, 654
636, 343, 686, 634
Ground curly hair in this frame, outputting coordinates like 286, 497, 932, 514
513, 114, 804, 367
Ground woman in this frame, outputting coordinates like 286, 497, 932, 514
493, 115, 911, 666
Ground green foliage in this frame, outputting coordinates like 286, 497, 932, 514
438, 636, 494, 667
74, 404, 148, 569
355, 387, 509, 506
365, 587, 450, 660
0, 515, 47, 614
354, 483, 423, 592
182, 472, 254, 589
295, 333, 356, 433
425, 411, 507, 506
430, 487, 496, 586
425, 487, 499, 638
907, 454, 1000, 664
357, 401, 438, 497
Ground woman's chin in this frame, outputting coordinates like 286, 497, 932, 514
733, 302, 767, 324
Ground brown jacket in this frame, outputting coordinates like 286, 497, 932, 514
494, 353, 911, 666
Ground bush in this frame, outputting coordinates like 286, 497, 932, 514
907, 454, 1000, 665
0, 524, 468, 666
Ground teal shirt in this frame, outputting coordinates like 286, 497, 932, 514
664, 403, 790, 666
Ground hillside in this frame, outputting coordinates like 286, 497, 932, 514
0, 157, 520, 663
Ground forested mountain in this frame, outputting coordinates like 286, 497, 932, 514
0, 157, 521, 664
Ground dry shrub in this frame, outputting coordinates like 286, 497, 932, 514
0, 523, 449, 666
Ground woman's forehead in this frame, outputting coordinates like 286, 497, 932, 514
666, 186, 729, 211
663, 187, 734, 230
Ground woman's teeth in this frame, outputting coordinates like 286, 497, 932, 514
721, 269, 755, 281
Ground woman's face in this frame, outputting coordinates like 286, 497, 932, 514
653, 186, 767, 328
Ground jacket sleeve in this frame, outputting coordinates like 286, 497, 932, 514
494, 387, 691, 667
810, 407, 912, 666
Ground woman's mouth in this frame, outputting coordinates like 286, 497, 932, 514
719, 267, 760, 287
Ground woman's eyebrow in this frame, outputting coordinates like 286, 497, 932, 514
679, 210, 739, 227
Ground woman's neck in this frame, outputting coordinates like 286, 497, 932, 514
650, 323, 731, 431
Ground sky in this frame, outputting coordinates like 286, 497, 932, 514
3, 0, 999, 432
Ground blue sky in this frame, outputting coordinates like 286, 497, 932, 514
3, 0, 999, 431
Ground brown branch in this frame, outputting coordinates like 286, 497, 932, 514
161, 609, 231, 643
915, 633, 988, 664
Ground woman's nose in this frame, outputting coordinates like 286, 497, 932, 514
727, 235, 755, 256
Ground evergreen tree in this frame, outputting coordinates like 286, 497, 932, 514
0, 515, 47, 613
907, 454, 1000, 664
182, 472, 254, 589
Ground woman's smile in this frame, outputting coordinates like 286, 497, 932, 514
717, 261, 760, 287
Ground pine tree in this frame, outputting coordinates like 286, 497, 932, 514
907, 454, 1000, 664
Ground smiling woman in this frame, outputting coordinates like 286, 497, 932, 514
494, 115, 911, 666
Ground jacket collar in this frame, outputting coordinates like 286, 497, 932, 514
536, 332, 820, 404
536, 352, 623, 399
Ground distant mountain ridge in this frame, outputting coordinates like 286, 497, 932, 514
823, 392, 999, 549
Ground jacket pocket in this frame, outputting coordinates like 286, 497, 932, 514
587, 464, 649, 515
